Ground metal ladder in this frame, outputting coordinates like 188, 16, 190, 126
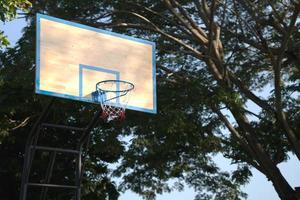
19, 99, 102, 200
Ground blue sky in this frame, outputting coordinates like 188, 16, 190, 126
1, 17, 299, 200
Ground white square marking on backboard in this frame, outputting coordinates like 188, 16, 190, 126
79, 65, 119, 104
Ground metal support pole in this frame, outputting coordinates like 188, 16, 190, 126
32, 146, 80, 154
78, 110, 102, 182
27, 183, 77, 189
40, 151, 57, 200
20, 99, 54, 200
75, 147, 82, 200
26, 126, 42, 181
79, 110, 102, 145
41, 123, 86, 132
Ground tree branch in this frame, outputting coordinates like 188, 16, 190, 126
164, 0, 208, 45
229, 107, 296, 199
228, 72, 275, 113
170, 0, 208, 38
126, 2, 193, 37
96, 21, 205, 60
193, 0, 209, 26
266, 0, 288, 30
273, 3, 300, 160
11, 116, 32, 130
212, 106, 266, 174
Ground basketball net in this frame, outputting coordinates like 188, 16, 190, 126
94, 80, 134, 122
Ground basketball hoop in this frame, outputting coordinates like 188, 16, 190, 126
93, 80, 134, 122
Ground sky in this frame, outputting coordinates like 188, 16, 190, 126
1, 17, 299, 200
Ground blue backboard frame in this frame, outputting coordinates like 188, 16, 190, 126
35, 13, 157, 114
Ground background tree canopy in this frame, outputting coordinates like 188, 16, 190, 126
0, 0, 32, 48
0, 0, 299, 200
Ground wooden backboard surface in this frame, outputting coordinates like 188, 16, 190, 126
36, 14, 156, 113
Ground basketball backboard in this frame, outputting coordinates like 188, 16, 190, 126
36, 14, 156, 113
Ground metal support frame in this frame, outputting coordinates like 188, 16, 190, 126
40, 151, 56, 200
19, 98, 102, 200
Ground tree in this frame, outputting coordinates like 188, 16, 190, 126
1, 1, 245, 199
86, 0, 300, 199
0, 0, 299, 200
0, 0, 32, 48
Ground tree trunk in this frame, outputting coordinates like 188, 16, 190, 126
230, 108, 298, 200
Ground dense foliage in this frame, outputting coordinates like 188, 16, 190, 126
0, 0, 32, 48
